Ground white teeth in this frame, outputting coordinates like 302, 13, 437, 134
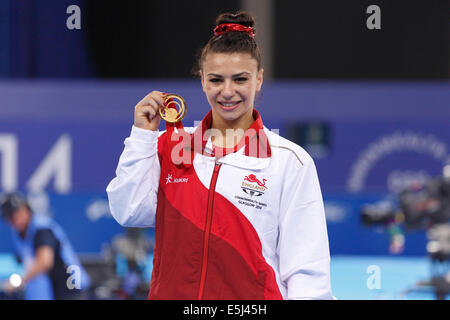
221, 102, 238, 107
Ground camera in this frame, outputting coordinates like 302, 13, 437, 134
360, 166, 450, 299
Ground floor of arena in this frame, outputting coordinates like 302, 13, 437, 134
0, 254, 446, 300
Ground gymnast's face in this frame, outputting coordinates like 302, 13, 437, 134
201, 52, 263, 129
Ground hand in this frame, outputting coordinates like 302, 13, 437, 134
134, 91, 166, 131
1, 279, 22, 293
3, 281, 15, 293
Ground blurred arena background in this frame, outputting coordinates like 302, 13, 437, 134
0, 0, 449, 300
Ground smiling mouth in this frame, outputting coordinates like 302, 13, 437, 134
218, 101, 241, 110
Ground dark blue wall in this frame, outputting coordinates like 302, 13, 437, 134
1, 0, 93, 78
0, 1, 10, 76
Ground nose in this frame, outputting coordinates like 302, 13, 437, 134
221, 79, 235, 100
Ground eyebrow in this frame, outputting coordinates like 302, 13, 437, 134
206, 72, 251, 77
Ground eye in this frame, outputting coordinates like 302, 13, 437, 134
234, 77, 248, 83
208, 78, 222, 83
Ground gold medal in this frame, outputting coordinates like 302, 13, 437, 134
159, 94, 187, 123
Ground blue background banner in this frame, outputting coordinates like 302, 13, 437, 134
0, 80, 449, 256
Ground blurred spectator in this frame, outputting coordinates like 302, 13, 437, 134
0, 192, 90, 299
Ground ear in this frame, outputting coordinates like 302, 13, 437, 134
256, 68, 264, 92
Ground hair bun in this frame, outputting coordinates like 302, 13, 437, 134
215, 11, 255, 34
192, 10, 262, 76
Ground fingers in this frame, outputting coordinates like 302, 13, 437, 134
136, 92, 167, 116
139, 91, 166, 109
138, 104, 157, 120
134, 91, 166, 130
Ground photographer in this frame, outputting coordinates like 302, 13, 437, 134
361, 165, 450, 299
0, 192, 90, 300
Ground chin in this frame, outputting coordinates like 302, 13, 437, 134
215, 105, 251, 121
219, 111, 245, 124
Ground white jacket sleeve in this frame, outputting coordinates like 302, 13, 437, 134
106, 126, 161, 227
278, 152, 334, 300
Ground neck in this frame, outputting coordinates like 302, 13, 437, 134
210, 109, 254, 148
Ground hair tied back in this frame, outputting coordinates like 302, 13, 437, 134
213, 23, 255, 38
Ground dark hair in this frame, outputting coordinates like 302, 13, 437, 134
193, 11, 262, 76
0, 192, 31, 220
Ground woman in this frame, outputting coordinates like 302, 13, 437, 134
107, 12, 333, 300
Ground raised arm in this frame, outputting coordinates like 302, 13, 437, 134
106, 91, 166, 227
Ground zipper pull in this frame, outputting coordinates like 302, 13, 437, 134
213, 160, 222, 174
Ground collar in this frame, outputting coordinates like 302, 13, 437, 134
189, 109, 271, 159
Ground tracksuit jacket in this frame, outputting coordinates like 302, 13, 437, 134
106, 109, 333, 300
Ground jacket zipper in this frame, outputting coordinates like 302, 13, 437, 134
197, 160, 222, 300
